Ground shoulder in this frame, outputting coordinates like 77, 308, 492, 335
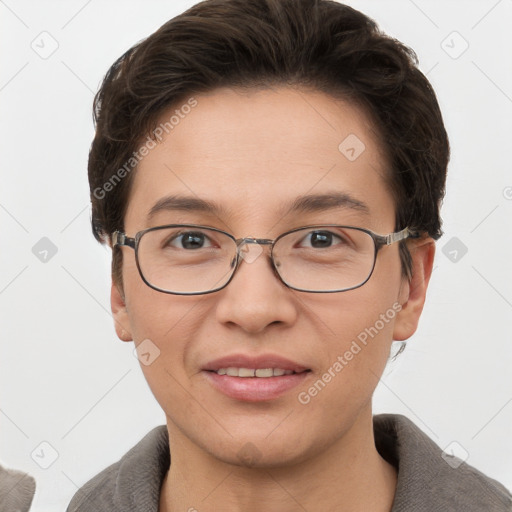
374, 413, 512, 512
0, 465, 36, 511
67, 426, 169, 512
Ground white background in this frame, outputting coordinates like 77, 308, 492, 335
1, 0, 511, 510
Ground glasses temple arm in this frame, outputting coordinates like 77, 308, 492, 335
111, 231, 136, 249
385, 227, 420, 245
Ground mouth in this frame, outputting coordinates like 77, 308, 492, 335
207, 367, 309, 377
202, 354, 312, 401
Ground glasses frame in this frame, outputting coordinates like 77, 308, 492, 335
112, 224, 417, 295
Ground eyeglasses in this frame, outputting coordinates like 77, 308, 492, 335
112, 224, 416, 295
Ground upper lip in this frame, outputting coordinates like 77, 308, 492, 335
203, 354, 310, 373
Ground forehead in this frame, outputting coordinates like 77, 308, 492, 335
125, 86, 394, 232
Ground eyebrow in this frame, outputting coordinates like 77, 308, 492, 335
287, 192, 369, 216
147, 192, 369, 220
148, 195, 228, 219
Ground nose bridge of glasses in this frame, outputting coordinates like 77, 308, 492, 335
235, 237, 274, 247
235, 237, 274, 265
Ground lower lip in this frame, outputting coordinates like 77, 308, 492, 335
203, 371, 310, 402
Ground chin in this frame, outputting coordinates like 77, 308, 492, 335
203, 433, 319, 470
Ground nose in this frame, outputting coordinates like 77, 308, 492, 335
215, 240, 298, 334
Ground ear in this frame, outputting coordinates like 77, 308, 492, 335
111, 280, 133, 342
393, 238, 435, 341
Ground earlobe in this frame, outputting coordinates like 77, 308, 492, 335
393, 238, 435, 341
111, 280, 133, 342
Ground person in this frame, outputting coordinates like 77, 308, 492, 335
67, 0, 512, 510
0, 464, 35, 512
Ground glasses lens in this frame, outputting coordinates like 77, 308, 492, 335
137, 226, 236, 294
273, 226, 376, 292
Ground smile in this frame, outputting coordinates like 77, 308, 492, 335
213, 367, 307, 377
202, 354, 312, 401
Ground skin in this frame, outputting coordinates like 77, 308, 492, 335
111, 86, 435, 512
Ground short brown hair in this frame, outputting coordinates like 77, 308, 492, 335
89, 0, 449, 285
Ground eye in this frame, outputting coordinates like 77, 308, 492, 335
299, 230, 345, 249
167, 231, 213, 250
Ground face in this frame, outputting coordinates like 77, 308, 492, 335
112, 86, 431, 468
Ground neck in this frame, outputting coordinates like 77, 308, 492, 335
159, 407, 397, 512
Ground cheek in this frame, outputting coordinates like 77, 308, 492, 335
307, 262, 402, 356
123, 254, 189, 337
122, 259, 201, 379
125, 287, 207, 422
293, 294, 400, 436
122, 264, 223, 395
296, 252, 403, 397
126, 286, 203, 355
308, 290, 400, 373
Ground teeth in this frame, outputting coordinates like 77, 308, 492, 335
255, 368, 273, 377
239, 368, 255, 377
215, 367, 295, 377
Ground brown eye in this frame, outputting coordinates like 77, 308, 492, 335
167, 231, 213, 250
299, 230, 344, 249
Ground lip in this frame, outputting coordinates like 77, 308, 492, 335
202, 353, 311, 402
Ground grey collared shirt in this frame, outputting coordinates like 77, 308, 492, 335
67, 414, 512, 511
